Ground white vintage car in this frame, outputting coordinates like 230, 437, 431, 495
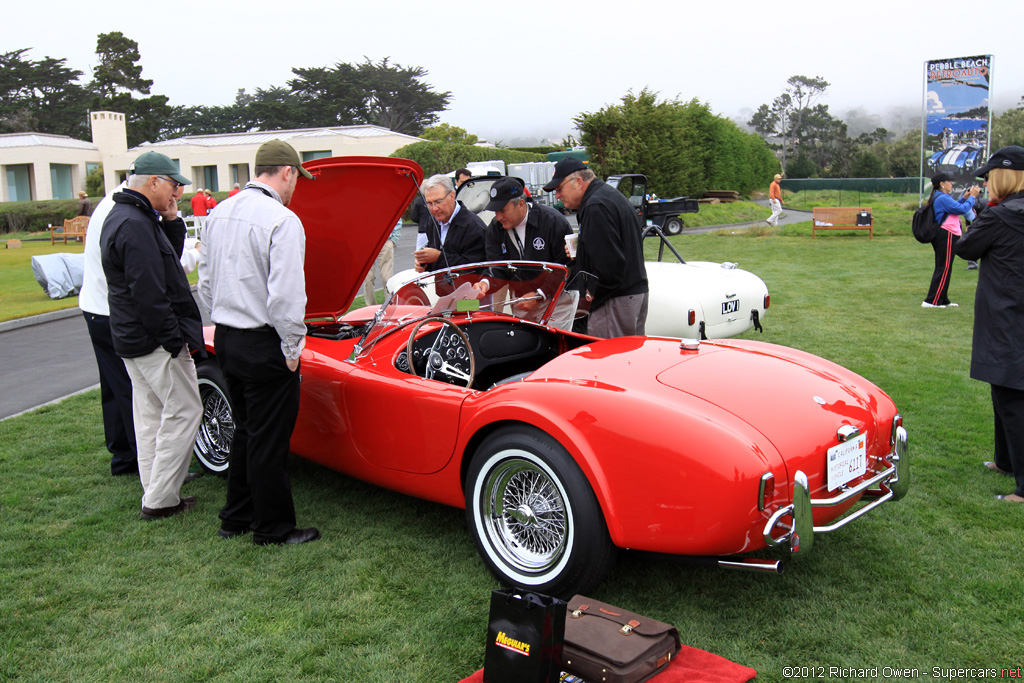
390, 176, 769, 340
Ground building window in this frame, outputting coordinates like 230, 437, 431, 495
302, 150, 330, 162
196, 165, 218, 192
50, 164, 74, 200
230, 163, 250, 187
6, 165, 34, 202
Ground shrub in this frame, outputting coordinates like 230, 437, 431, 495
0, 199, 87, 235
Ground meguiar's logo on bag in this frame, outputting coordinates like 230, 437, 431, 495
494, 631, 531, 656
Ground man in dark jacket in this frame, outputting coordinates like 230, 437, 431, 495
474, 177, 573, 323
414, 174, 486, 295
101, 151, 204, 521
544, 158, 648, 337
954, 145, 1024, 503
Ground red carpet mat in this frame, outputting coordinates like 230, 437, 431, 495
460, 643, 757, 682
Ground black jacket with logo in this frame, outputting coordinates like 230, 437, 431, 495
575, 178, 648, 309
955, 190, 1024, 390
101, 190, 203, 359
484, 201, 572, 265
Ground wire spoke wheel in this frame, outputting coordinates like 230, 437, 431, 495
194, 363, 233, 473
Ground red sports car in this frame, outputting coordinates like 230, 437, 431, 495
193, 156, 909, 597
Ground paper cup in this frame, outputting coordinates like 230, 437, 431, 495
564, 233, 578, 258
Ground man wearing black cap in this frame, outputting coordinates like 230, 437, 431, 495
473, 177, 573, 320
543, 159, 648, 337
198, 139, 320, 545
954, 145, 1024, 503
101, 152, 204, 520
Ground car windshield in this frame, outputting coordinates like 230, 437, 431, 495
353, 261, 590, 357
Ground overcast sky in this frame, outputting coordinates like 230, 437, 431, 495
5, 0, 1022, 144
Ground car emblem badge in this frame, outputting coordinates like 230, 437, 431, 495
813, 396, 826, 405
533, 237, 545, 250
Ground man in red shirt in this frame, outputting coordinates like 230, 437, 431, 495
190, 188, 209, 232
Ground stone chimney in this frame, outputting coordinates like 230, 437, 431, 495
90, 111, 128, 157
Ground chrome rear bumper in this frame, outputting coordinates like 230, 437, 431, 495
763, 425, 908, 556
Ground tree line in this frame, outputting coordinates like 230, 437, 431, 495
748, 75, 1024, 179
0, 33, 451, 148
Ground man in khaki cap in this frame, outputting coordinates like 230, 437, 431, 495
198, 139, 320, 546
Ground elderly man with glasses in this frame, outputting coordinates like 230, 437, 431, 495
543, 158, 649, 338
101, 151, 205, 521
413, 174, 486, 278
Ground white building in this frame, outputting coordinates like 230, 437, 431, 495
0, 111, 422, 202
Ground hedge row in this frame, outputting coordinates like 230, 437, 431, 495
0, 198, 97, 235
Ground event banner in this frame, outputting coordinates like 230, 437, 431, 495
922, 55, 993, 190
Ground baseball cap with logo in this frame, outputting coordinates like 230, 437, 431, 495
128, 152, 191, 186
484, 177, 526, 211
255, 139, 314, 179
975, 145, 1024, 178
542, 158, 588, 192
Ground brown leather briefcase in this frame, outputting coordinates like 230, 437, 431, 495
559, 595, 681, 683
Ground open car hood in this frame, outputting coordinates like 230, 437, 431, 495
289, 156, 423, 321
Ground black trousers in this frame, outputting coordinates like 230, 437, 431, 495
214, 326, 301, 543
991, 384, 1024, 498
925, 230, 959, 306
82, 312, 138, 475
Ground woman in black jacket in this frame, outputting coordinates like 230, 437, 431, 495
955, 145, 1024, 503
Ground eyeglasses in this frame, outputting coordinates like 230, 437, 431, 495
425, 191, 453, 208
554, 175, 577, 195
157, 176, 184, 190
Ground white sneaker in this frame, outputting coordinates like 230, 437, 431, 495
947, 302, 959, 307
922, 302, 946, 308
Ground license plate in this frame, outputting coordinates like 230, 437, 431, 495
721, 299, 739, 315
827, 433, 867, 491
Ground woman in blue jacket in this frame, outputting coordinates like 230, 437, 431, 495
923, 172, 980, 308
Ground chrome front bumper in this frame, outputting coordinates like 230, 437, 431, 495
763, 425, 908, 555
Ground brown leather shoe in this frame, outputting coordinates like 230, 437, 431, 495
140, 497, 197, 521
183, 471, 204, 483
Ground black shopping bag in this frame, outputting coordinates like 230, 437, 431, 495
483, 588, 566, 683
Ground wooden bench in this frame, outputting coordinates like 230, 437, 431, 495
51, 216, 89, 244
811, 207, 873, 239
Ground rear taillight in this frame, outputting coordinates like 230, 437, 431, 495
758, 472, 775, 511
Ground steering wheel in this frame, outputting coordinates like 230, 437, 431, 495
405, 317, 476, 388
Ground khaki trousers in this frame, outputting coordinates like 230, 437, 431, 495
362, 240, 395, 305
123, 346, 202, 510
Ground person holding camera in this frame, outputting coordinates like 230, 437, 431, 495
922, 172, 980, 308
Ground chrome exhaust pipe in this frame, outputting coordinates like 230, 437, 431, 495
717, 558, 784, 574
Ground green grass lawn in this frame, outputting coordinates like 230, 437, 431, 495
0, 235, 86, 320
4, 205, 1022, 682
0, 232, 197, 322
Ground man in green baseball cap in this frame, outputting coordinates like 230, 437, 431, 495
100, 150, 204, 521
128, 151, 193, 187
